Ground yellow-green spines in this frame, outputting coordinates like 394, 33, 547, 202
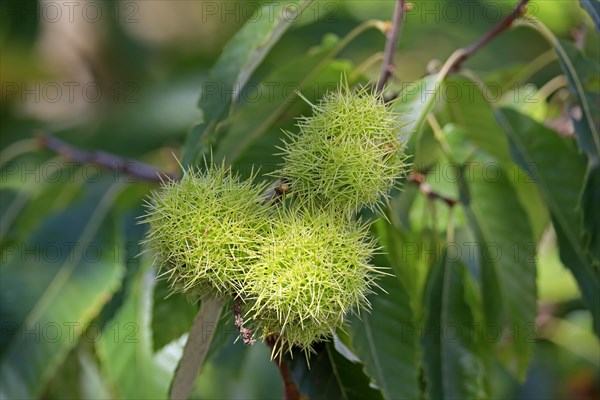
243, 208, 380, 353
142, 81, 404, 355
142, 164, 268, 298
277, 84, 409, 214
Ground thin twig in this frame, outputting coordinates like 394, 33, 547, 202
36, 133, 180, 183
450, 0, 530, 71
232, 296, 256, 345
376, 0, 406, 93
266, 337, 300, 400
408, 171, 456, 207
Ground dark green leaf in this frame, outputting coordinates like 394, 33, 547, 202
182, 0, 314, 166
151, 278, 198, 352
348, 274, 419, 400
290, 342, 384, 400
373, 219, 427, 301
554, 39, 600, 263
458, 162, 537, 379
423, 250, 486, 400
520, 21, 600, 265
42, 345, 85, 399
42, 343, 113, 400
0, 159, 84, 242
215, 34, 353, 164
496, 107, 599, 336
554, 38, 599, 142
580, 163, 600, 266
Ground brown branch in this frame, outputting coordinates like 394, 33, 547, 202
36, 133, 180, 183
450, 0, 530, 71
232, 296, 256, 345
408, 171, 456, 207
376, 0, 406, 93
266, 336, 300, 400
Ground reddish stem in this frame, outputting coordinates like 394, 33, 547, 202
266, 337, 300, 400
409, 171, 456, 207
451, 0, 530, 71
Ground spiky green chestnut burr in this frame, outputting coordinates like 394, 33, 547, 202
243, 208, 380, 353
142, 164, 268, 298
276, 83, 409, 214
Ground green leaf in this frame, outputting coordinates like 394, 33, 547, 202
43, 343, 113, 400
215, 19, 385, 166
580, 0, 600, 31
182, 0, 314, 166
518, 21, 600, 264
215, 34, 353, 163
0, 183, 126, 399
289, 342, 384, 400
78, 345, 113, 400
555, 39, 600, 137
443, 123, 478, 164
580, 163, 600, 265
396, 76, 443, 168
423, 250, 486, 400
373, 219, 428, 302
553, 39, 600, 263
96, 265, 182, 399
0, 159, 84, 242
395, 75, 441, 138
398, 49, 492, 168
496, 107, 599, 336
445, 76, 512, 165
42, 345, 86, 399
394, 75, 445, 172
151, 278, 198, 352
458, 162, 537, 379
518, 21, 599, 162
348, 274, 419, 400
498, 83, 548, 123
